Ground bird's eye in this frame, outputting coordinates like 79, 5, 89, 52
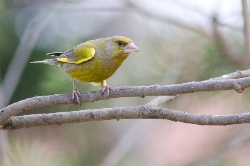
117, 41, 125, 46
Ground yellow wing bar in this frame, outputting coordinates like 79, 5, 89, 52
57, 46, 95, 65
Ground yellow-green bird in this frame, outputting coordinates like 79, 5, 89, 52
31, 36, 139, 104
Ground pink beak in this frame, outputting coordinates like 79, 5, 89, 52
124, 43, 140, 54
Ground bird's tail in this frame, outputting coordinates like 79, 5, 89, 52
30, 59, 58, 65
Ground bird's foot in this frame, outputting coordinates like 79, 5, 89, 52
101, 85, 111, 96
72, 89, 81, 105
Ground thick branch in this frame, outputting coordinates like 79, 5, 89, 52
1, 76, 250, 126
2, 105, 250, 130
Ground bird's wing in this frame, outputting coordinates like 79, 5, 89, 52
57, 44, 95, 65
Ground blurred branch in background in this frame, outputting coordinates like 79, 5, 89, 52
130, 1, 211, 39
0, 10, 51, 166
212, 0, 250, 68
189, 124, 250, 166
0, 131, 10, 166
189, 4, 250, 158
242, 0, 250, 57
212, 15, 250, 68
0, 10, 50, 107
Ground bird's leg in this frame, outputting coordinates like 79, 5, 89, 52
72, 79, 81, 105
101, 80, 110, 96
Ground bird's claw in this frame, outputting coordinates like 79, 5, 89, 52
102, 85, 111, 96
72, 89, 81, 105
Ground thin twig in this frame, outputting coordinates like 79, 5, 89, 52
145, 96, 176, 108
213, 69, 250, 79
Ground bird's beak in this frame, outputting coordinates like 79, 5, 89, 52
124, 43, 140, 54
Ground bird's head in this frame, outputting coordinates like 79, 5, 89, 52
105, 36, 139, 57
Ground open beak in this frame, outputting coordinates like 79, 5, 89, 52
124, 43, 140, 54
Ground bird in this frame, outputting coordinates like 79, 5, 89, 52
31, 36, 140, 104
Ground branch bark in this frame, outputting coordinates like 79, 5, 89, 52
2, 105, 250, 130
1, 76, 249, 124
1, 69, 250, 129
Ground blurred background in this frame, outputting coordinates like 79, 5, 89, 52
1, 0, 250, 165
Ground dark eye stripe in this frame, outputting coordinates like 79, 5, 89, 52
118, 41, 125, 46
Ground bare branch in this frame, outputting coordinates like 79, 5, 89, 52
1, 76, 250, 125
2, 105, 250, 130
145, 96, 176, 107
213, 69, 250, 79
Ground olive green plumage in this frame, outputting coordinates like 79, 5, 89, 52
31, 36, 139, 104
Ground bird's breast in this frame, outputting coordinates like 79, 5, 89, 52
60, 55, 128, 83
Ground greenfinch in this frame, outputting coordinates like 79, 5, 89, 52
31, 36, 139, 104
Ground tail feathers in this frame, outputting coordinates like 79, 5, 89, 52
30, 60, 47, 64
47, 52, 63, 56
30, 59, 58, 65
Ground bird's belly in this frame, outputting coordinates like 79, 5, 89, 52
61, 61, 117, 83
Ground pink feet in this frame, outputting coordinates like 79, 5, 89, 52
101, 80, 111, 96
72, 79, 81, 105
102, 85, 111, 96
72, 88, 81, 105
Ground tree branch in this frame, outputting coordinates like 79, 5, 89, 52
1, 69, 250, 129
1, 76, 250, 124
145, 96, 176, 107
213, 69, 250, 79
2, 105, 250, 130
